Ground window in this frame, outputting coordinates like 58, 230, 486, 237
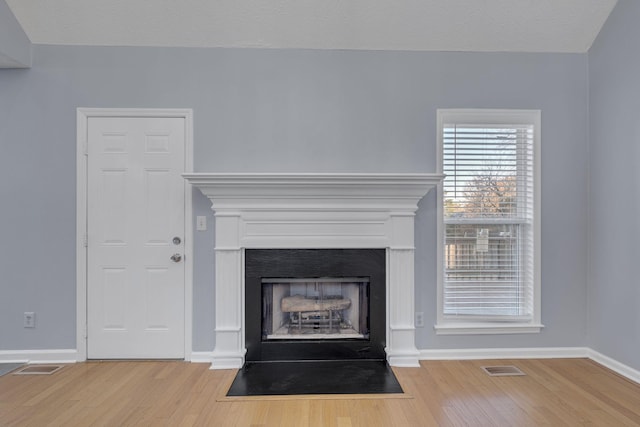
435, 109, 542, 334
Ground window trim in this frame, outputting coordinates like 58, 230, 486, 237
435, 109, 543, 335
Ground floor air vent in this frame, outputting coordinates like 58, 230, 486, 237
482, 365, 526, 377
13, 365, 64, 375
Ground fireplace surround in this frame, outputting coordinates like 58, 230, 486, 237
184, 173, 443, 369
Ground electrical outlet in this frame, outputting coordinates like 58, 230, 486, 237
415, 311, 424, 328
24, 312, 35, 328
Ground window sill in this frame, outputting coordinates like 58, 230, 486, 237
434, 322, 544, 335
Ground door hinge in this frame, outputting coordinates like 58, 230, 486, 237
83, 233, 88, 248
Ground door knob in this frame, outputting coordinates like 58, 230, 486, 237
170, 253, 182, 263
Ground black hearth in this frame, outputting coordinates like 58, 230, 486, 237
245, 249, 386, 362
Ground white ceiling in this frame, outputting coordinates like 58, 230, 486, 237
6, 0, 617, 53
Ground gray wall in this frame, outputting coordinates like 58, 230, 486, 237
588, 0, 640, 371
0, 44, 589, 352
0, 0, 31, 68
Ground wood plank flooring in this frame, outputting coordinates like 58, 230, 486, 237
1, 358, 639, 426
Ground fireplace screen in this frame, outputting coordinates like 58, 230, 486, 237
262, 278, 369, 340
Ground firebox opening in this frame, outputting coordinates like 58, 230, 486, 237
245, 248, 386, 362
262, 278, 370, 341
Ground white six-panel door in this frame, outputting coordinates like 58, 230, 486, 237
87, 117, 186, 359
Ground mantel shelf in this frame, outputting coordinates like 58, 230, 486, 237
183, 173, 444, 207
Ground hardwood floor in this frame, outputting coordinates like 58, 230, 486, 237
1, 358, 639, 426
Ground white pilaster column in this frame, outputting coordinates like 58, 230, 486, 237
210, 213, 246, 369
386, 214, 421, 367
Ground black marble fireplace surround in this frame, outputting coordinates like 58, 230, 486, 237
244, 249, 387, 362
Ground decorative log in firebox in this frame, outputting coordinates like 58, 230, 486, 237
281, 295, 351, 312
281, 295, 352, 334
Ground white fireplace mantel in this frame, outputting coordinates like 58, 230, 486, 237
184, 173, 444, 369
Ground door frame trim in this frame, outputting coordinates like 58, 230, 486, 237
76, 108, 194, 361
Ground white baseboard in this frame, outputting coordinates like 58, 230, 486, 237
419, 347, 589, 360
189, 351, 214, 363
0, 349, 213, 364
0, 349, 78, 364
418, 346, 639, 385
3, 347, 637, 385
588, 349, 640, 385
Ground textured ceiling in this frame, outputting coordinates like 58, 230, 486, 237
6, 0, 617, 53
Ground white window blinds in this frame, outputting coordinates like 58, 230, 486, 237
442, 121, 535, 320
